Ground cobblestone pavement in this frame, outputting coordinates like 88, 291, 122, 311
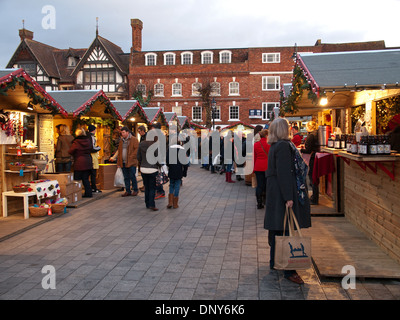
0, 165, 399, 301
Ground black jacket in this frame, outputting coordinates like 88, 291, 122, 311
264, 139, 311, 231
166, 145, 188, 180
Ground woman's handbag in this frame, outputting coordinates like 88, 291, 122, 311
274, 207, 312, 270
156, 167, 169, 187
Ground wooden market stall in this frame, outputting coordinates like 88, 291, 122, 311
48, 90, 123, 162
48, 90, 123, 192
0, 68, 69, 218
189, 121, 208, 135
142, 107, 168, 131
177, 116, 190, 130
112, 100, 149, 140
282, 49, 400, 265
221, 121, 255, 135
163, 112, 180, 131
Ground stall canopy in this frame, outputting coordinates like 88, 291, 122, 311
221, 121, 255, 131
189, 121, 208, 133
0, 68, 68, 116
143, 107, 168, 127
111, 100, 148, 123
178, 116, 190, 129
282, 49, 400, 116
163, 112, 180, 130
48, 90, 122, 120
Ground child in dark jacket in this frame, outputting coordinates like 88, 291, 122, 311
166, 137, 188, 209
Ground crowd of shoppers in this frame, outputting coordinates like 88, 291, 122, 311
58, 117, 320, 285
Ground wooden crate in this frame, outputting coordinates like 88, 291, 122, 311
98, 164, 118, 190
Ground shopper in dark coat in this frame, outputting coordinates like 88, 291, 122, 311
166, 136, 188, 209
68, 128, 93, 198
301, 121, 319, 204
264, 118, 311, 285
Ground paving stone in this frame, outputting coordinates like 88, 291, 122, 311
0, 165, 399, 301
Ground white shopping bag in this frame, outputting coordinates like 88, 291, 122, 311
114, 167, 125, 187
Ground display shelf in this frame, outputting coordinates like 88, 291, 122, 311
5, 152, 45, 156
4, 170, 36, 173
336, 151, 400, 181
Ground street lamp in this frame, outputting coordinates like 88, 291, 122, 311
211, 97, 216, 130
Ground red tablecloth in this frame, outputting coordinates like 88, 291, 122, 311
312, 153, 335, 185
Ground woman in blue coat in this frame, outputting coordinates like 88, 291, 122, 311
264, 118, 311, 285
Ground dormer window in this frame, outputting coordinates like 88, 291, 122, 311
201, 51, 213, 64
145, 53, 157, 66
164, 52, 176, 65
67, 56, 77, 67
181, 52, 193, 65
219, 50, 232, 64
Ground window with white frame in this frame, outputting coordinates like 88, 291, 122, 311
137, 83, 146, 95
262, 102, 279, 120
210, 82, 221, 96
192, 82, 202, 96
172, 82, 182, 96
212, 105, 221, 120
201, 51, 213, 64
164, 52, 176, 65
181, 52, 193, 65
172, 106, 182, 116
262, 76, 280, 90
219, 50, 232, 63
229, 81, 239, 96
192, 106, 202, 121
262, 53, 280, 63
145, 53, 157, 66
229, 105, 239, 120
154, 83, 164, 96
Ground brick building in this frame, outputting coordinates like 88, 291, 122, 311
129, 19, 386, 128
7, 18, 386, 127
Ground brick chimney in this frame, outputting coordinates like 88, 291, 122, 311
19, 28, 34, 41
131, 19, 143, 52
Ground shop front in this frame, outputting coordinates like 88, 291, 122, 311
282, 49, 400, 264
0, 68, 69, 218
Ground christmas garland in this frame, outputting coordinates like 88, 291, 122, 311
73, 91, 122, 121
281, 65, 320, 115
0, 74, 64, 115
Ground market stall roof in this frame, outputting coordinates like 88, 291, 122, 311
189, 122, 208, 132
142, 107, 168, 127
298, 49, 400, 90
221, 121, 255, 131
163, 112, 180, 129
0, 68, 68, 116
282, 49, 400, 116
177, 116, 189, 129
111, 100, 148, 122
47, 90, 122, 120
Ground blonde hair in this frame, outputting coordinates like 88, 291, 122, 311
75, 128, 86, 137
306, 121, 318, 132
267, 118, 290, 144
